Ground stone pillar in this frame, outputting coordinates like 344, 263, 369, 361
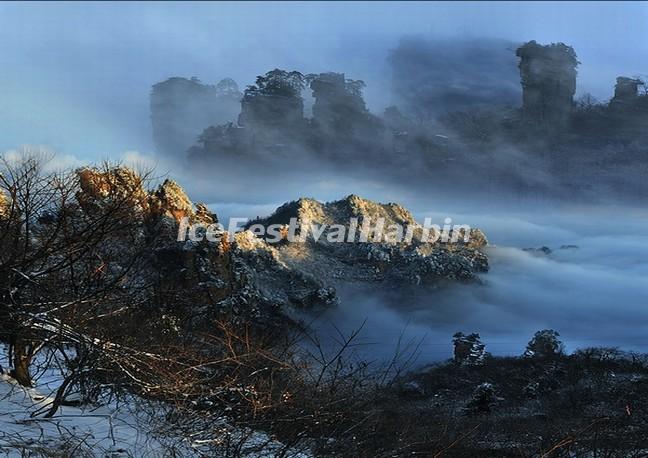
516, 41, 578, 129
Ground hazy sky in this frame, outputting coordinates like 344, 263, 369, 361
1, 1, 647, 158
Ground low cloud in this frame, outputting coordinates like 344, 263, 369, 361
308, 206, 648, 365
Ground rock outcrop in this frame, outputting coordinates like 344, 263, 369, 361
150, 77, 242, 158
246, 195, 488, 288
0, 191, 9, 219
612, 77, 644, 105
150, 179, 196, 223
516, 41, 578, 128
77, 166, 150, 214
73, 166, 489, 325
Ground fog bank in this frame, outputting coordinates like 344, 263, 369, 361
309, 205, 648, 364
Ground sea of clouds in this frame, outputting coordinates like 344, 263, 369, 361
308, 204, 648, 364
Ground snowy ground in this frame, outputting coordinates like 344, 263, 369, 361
0, 350, 310, 457
0, 371, 174, 457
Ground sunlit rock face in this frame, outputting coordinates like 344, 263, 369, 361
149, 179, 196, 223
0, 190, 9, 219
77, 166, 150, 214
246, 194, 489, 288
71, 167, 489, 322
70, 166, 335, 319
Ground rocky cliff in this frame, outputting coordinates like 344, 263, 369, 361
245, 195, 488, 289
150, 77, 242, 158
75, 167, 489, 325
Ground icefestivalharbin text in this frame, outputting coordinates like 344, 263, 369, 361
177, 217, 472, 244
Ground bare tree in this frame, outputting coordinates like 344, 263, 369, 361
0, 152, 154, 388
